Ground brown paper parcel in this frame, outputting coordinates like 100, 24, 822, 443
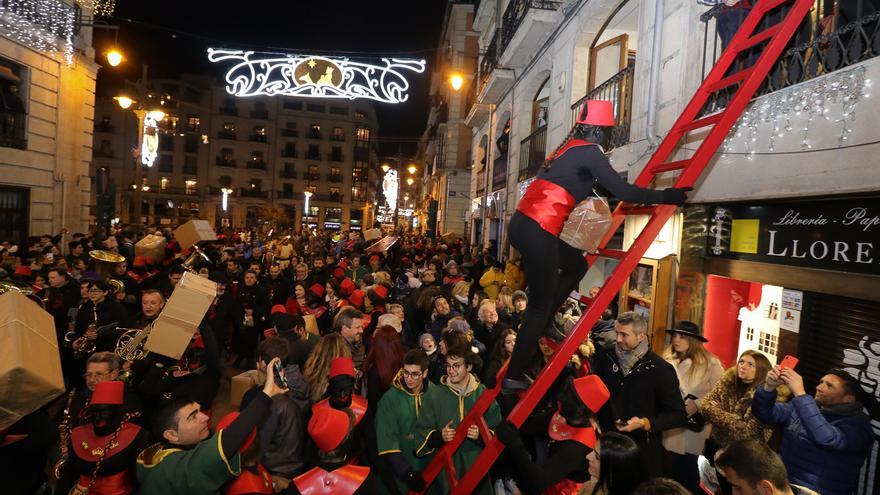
363, 228, 382, 242
135, 234, 166, 261
174, 219, 217, 251
303, 314, 319, 336
0, 291, 65, 430
558, 197, 613, 253
145, 272, 217, 359
230, 370, 262, 408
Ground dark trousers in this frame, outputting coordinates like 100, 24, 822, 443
507, 212, 588, 380
667, 451, 702, 494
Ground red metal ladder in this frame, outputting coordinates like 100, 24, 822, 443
412, 0, 816, 491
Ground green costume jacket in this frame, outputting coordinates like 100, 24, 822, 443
414, 373, 501, 495
346, 266, 368, 284
376, 370, 432, 494
136, 431, 240, 495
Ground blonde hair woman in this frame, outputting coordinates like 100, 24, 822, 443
302, 333, 352, 403
661, 321, 723, 494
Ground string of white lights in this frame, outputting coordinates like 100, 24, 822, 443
721, 65, 870, 159
0, 0, 75, 64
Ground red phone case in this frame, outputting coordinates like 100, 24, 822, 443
780, 355, 798, 369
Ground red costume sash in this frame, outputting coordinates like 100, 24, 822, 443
313, 395, 368, 427
76, 471, 133, 495
515, 139, 594, 236
293, 465, 369, 495
224, 464, 273, 495
71, 422, 142, 462
547, 411, 597, 449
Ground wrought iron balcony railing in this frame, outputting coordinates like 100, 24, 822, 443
570, 64, 635, 151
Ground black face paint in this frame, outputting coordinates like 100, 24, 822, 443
558, 377, 590, 426
328, 375, 355, 409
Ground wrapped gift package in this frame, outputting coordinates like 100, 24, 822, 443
230, 370, 262, 408
145, 272, 217, 359
363, 228, 382, 242
0, 291, 64, 430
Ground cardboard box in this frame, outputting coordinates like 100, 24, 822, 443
230, 370, 262, 408
135, 234, 166, 261
0, 291, 65, 430
303, 314, 319, 336
364, 228, 382, 242
145, 272, 217, 359
174, 220, 217, 250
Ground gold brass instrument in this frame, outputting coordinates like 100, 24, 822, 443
115, 323, 152, 381
89, 249, 126, 279
0, 280, 45, 308
54, 387, 76, 479
107, 279, 125, 295
72, 305, 98, 359
181, 245, 211, 272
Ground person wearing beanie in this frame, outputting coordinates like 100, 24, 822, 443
495, 375, 611, 494
510, 289, 528, 330
57, 381, 148, 495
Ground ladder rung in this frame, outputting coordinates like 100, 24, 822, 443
705, 67, 755, 93
619, 205, 657, 215
733, 24, 782, 53
597, 248, 627, 259
651, 159, 691, 174
679, 113, 722, 132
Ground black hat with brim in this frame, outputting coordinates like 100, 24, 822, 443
665, 321, 708, 342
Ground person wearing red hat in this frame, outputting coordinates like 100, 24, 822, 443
503, 100, 693, 394
495, 375, 611, 495
287, 405, 372, 494
58, 381, 148, 495
215, 412, 273, 495
366, 255, 386, 274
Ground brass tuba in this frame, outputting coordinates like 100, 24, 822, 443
89, 250, 126, 279
0, 280, 44, 308
181, 245, 211, 272
115, 323, 152, 381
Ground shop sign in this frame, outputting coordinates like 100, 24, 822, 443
709, 198, 880, 275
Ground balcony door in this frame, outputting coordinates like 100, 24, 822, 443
589, 34, 630, 91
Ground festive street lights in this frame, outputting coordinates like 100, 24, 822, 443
303, 190, 313, 232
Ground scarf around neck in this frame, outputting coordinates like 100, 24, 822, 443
615, 339, 649, 376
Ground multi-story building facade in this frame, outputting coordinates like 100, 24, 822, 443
0, 0, 99, 241
92, 75, 379, 231
419, 0, 479, 239
462, 0, 880, 487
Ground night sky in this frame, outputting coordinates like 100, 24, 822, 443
94, 0, 449, 154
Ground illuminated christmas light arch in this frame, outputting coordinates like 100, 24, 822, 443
207, 49, 426, 104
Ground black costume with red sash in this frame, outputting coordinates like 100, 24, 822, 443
59, 421, 148, 495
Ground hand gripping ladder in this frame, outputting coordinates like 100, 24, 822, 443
411, 0, 815, 491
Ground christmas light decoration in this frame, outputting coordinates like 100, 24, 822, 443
383, 169, 399, 209
141, 111, 163, 167
75, 0, 115, 17
207, 49, 426, 104
721, 66, 870, 159
0, 0, 76, 64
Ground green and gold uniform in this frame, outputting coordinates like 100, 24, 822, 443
376, 370, 432, 494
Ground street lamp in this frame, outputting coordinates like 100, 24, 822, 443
106, 48, 124, 67
407, 164, 417, 174
381, 163, 391, 173
449, 73, 464, 91
303, 190, 313, 231
221, 187, 233, 211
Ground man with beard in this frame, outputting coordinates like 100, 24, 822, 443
57, 381, 148, 495
136, 357, 287, 494
591, 311, 686, 476
260, 263, 290, 306
336, 307, 366, 374
376, 350, 432, 494
311, 256, 329, 285
415, 345, 501, 495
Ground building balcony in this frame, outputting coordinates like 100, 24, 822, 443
305, 173, 321, 181
246, 160, 268, 170
353, 146, 370, 161
250, 110, 269, 119
327, 174, 343, 183
249, 134, 267, 143
184, 143, 199, 153
478, 33, 515, 104
183, 166, 198, 175
219, 106, 238, 116
307, 131, 322, 139
186, 124, 201, 133
94, 149, 115, 158
215, 158, 237, 167
277, 190, 296, 199
570, 64, 634, 151
281, 149, 298, 158
280, 171, 297, 179
329, 153, 344, 162
473, 0, 494, 33
330, 135, 346, 142
240, 188, 269, 198
465, 80, 490, 127
517, 125, 547, 182
498, 0, 561, 68
281, 128, 299, 138
0, 112, 27, 150
217, 131, 237, 140
313, 192, 343, 203
306, 152, 322, 160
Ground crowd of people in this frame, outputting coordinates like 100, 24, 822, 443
0, 225, 874, 495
